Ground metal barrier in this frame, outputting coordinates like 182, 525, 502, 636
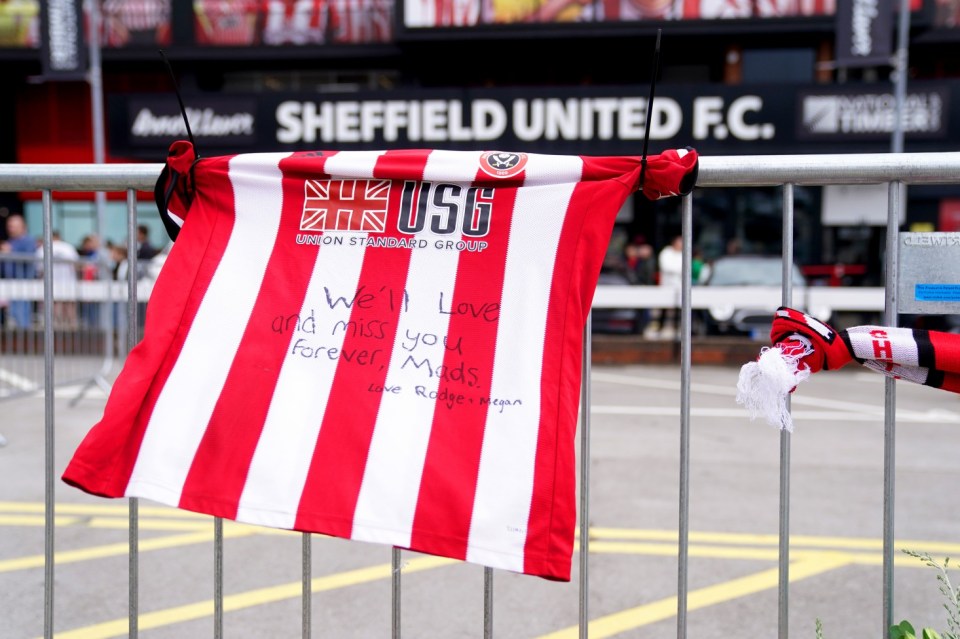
2, 152, 960, 639
0, 251, 128, 403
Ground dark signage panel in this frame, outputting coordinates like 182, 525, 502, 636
121, 95, 259, 148
39, 0, 87, 79
797, 86, 949, 140
835, 0, 894, 68
108, 82, 957, 160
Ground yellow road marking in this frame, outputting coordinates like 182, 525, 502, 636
2, 503, 948, 570
0, 527, 259, 573
588, 527, 960, 555
1, 501, 952, 638
587, 541, 945, 567
85, 516, 298, 535
49, 554, 456, 639
536, 553, 853, 639
0, 515, 81, 526
0, 501, 208, 518
8, 502, 956, 554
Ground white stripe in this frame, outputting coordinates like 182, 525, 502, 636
467, 154, 582, 571
520, 152, 588, 187
322, 151, 397, 178
126, 153, 289, 504
236, 240, 369, 527
352, 150, 481, 546
846, 325, 919, 366
236, 151, 384, 528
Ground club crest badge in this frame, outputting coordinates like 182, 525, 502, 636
479, 152, 528, 179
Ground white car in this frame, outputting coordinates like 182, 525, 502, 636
695, 255, 808, 337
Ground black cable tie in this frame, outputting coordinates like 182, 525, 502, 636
159, 49, 200, 159
639, 29, 662, 191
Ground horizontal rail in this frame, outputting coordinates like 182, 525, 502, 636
1, 281, 880, 316
2, 152, 960, 192
0, 165, 161, 191
593, 285, 885, 317
694, 152, 960, 187
0, 280, 154, 302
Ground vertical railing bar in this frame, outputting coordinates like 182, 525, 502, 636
42, 189, 56, 639
484, 567, 494, 639
126, 189, 139, 352
676, 192, 693, 639
578, 315, 592, 639
215, 517, 223, 639
392, 547, 401, 639
882, 180, 901, 634
778, 183, 796, 639
126, 189, 140, 639
16, 263, 26, 375
102, 208, 116, 385
303, 533, 312, 639
781, 184, 796, 305
76, 260, 85, 391
61, 226, 118, 408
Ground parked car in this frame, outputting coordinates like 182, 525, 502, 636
592, 270, 646, 334
694, 254, 808, 337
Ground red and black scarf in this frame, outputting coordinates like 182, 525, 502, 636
737, 307, 960, 430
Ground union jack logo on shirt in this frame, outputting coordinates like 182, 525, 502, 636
301, 179, 391, 232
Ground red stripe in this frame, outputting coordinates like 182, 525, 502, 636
62, 155, 238, 498
930, 330, 960, 375
294, 150, 432, 537
179, 154, 327, 518
524, 159, 631, 579
409, 182, 516, 560
938, 373, 960, 394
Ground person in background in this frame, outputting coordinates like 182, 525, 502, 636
644, 234, 683, 340
136, 224, 158, 263
109, 244, 131, 332
0, 213, 37, 329
624, 236, 656, 285
77, 234, 103, 329
35, 230, 80, 327
110, 244, 129, 282
623, 236, 656, 333
691, 247, 706, 284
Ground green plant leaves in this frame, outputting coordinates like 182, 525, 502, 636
890, 620, 917, 639
889, 620, 943, 639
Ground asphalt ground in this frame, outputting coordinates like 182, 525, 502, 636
2, 361, 960, 638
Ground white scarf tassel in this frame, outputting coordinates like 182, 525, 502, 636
736, 346, 810, 432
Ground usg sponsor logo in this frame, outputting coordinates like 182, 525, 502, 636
296, 178, 494, 244
799, 91, 946, 138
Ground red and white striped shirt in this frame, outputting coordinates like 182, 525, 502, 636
63, 142, 652, 580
